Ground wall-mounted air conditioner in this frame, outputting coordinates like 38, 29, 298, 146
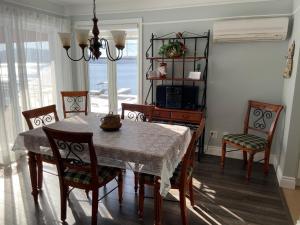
213, 17, 289, 42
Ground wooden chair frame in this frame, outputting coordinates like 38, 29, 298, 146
22, 104, 59, 189
121, 103, 155, 192
61, 91, 88, 118
138, 118, 205, 225
221, 100, 284, 180
43, 127, 123, 225
121, 103, 155, 122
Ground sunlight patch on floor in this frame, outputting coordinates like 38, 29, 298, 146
219, 205, 245, 222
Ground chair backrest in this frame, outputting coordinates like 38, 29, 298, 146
244, 100, 283, 146
180, 118, 205, 186
22, 105, 59, 130
61, 91, 88, 118
121, 103, 155, 122
43, 127, 98, 186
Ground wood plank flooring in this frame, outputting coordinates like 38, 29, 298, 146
0, 155, 292, 225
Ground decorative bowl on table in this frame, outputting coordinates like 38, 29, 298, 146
100, 112, 122, 131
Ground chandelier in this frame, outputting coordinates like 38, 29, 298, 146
58, 0, 126, 61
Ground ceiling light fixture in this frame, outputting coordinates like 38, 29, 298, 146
58, 0, 126, 61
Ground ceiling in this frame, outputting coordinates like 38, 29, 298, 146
46, 0, 137, 6
45, 0, 278, 6
8, 0, 292, 17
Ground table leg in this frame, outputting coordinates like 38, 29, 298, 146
28, 152, 38, 203
197, 126, 205, 161
154, 177, 162, 225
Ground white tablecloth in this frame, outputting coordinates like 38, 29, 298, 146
12, 113, 191, 196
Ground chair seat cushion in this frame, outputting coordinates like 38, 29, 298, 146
64, 166, 120, 185
141, 162, 193, 186
223, 133, 267, 150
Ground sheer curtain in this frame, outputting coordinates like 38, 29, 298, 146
0, 3, 72, 165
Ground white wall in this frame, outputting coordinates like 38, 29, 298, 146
278, 0, 300, 187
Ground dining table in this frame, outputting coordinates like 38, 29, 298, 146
12, 112, 191, 225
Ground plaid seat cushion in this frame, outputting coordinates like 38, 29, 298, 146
64, 166, 119, 185
142, 162, 193, 186
223, 133, 267, 150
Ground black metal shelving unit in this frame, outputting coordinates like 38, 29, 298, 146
144, 31, 210, 159
145, 31, 210, 111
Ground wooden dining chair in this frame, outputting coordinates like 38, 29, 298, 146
138, 118, 205, 225
22, 104, 59, 190
121, 103, 155, 122
121, 103, 155, 193
61, 91, 88, 118
221, 100, 283, 180
43, 127, 123, 225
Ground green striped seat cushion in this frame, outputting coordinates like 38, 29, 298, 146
223, 133, 267, 150
142, 162, 193, 186
64, 166, 119, 185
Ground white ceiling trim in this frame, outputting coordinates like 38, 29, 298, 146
142, 13, 292, 26
4, 0, 66, 17
65, 0, 283, 16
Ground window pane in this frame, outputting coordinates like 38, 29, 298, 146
117, 40, 138, 113
89, 58, 109, 113
24, 41, 53, 108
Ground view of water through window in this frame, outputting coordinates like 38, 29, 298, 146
89, 40, 138, 114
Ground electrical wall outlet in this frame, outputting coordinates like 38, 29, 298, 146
210, 130, 218, 139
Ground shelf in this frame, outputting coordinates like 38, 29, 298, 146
147, 77, 204, 82
146, 56, 207, 62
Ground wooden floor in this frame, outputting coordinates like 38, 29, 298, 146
0, 155, 292, 225
283, 187, 300, 224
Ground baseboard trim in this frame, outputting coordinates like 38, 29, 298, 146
296, 179, 300, 186
205, 145, 296, 189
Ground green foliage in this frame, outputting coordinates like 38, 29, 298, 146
158, 41, 186, 58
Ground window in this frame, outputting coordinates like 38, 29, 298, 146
88, 29, 139, 114
116, 39, 138, 112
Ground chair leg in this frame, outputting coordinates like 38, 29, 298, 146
154, 178, 162, 225
221, 140, 227, 169
246, 153, 254, 180
243, 151, 248, 169
179, 188, 188, 225
264, 147, 271, 176
138, 176, 145, 218
60, 185, 68, 222
28, 152, 38, 203
91, 189, 99, 225
118, 172, 123, 204
134, 172, 139, 193
189, 178, 194, 207
36, 155, 43, 190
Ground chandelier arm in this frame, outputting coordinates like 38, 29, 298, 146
66, 48, 85, 62
100, 38, 120, 61
83, 49, 92, 61
118, 49, 123, 59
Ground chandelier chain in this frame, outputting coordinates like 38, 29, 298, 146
93, 0, 96, 18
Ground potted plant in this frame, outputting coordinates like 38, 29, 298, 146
158, 41, 187, 58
